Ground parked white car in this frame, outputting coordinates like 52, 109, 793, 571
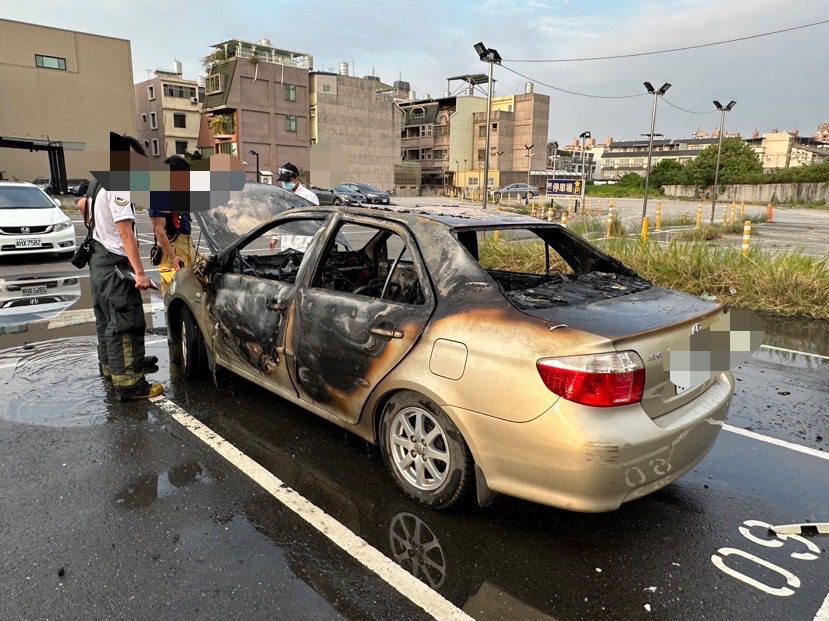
0, 182, 76, 258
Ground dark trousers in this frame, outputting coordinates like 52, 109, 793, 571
89, 241, 146, 388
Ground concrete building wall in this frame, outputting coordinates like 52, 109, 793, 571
0, 18, 136, 181
448, 96, 487, 187
309, 72, 401, 191
663, 182, 829, 203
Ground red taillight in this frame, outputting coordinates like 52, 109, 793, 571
536, 352, 645, 408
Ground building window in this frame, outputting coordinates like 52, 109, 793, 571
427, 125, 433, 137
322, 84, 332, 94
285, 115, 297, 133
175, 140, 188, 155
35, 54, 66, 70
206, 74, 221, 94
477, 149, 485, 161
491, 123, 498, 132
150, 112, 158, 129
468, 177, 478, 187
151, 139, 160, 157
147, 85, 155, 100
173, 113, 186, 128
163, 83, 196, 99
141, 113, 147, 122
412, 108, 425, 118
284, 84, 296, 102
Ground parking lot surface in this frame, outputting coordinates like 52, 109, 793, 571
1, 207, 827, 621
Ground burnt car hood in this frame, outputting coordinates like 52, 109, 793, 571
194, 183, 315, 254
518, 284, 719, 340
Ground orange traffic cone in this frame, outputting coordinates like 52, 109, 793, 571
766, 203, 774, 223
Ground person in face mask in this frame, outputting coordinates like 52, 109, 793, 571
270, 162, 320, 251
277, 162, 319, 205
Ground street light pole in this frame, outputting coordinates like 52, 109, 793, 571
578, 131, 590, 213
524, 143, 534, 205
474, 42, 502, 210
641, 82, 671, 222
248, 149, 260, 183
710, 100, 737, 224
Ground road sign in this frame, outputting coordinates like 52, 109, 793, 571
546, 178, 582, 196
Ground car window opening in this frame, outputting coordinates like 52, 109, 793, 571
231, 218, 328, 283
312, 222, 426, 305
459, 227, 651, 309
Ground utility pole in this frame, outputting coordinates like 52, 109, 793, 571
710, 100, 737, 224
248, 149, 260, 183
525, 143, 534, 205
641, 82, 671, 223
578, 131, 591, 213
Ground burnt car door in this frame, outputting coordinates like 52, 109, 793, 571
210, 216, 329, 394
289, 215, 435, 424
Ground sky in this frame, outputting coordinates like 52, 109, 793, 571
2, 0, 827, 144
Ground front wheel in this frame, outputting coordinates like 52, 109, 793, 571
333, 197, 343, 206
180, 306, 207, 379
379, 391, 472, 509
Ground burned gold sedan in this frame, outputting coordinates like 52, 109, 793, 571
167, 184, 754, 511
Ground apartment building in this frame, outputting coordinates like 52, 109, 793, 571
398, 78, 550, 191
0, 18, 135, 188
745, 132, 829, 170
309, 66, 402, 191
598, 137, 719, 181
134, 65, 202, 159
201, 38, 312, 182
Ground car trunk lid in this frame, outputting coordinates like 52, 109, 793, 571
517, 285, 727, 418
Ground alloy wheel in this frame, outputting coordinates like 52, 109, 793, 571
389, 406, 450, 491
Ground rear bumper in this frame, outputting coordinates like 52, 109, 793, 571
446, 371, 734, 512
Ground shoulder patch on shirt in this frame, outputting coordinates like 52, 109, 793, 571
113, 196, 129, 207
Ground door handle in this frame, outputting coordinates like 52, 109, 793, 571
370, 326, 404, 339
266, 300, 287, 312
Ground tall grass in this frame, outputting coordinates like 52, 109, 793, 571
479, 236, 829, 319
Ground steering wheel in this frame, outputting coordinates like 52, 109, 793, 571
352, 280, 383, 297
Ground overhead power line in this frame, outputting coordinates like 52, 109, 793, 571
499, 63, 647, 99
661, 98, 717, 115
503, 19, 829, 62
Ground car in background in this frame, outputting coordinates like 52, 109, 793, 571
492, 183, 540, 203
165, 184, 752, 511
0, 182, 76, 258
67, 178, 90, 197
0, 273, 82, 334
312, 185, 366, 206
31, 177, 53, 194
340, 182, 391, 205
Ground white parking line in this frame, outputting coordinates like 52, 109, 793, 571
151, 396, 474, 621
759, 344, 829, 361
815, 593, 829, 621
723, 425, 829, 462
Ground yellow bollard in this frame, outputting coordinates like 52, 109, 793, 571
606, 213, 613, 238
766, 202, 774, 223
740, 201, 746, 221
547, 209, 553, 222
696, 204, 703, 229
722, 204, 728, 225
640, 217, 650, 242
568, 199, 573, 215
531, 207, 537, 218
730, 201, 737, 225
741, 220, 751, 256
656, 203, 662, 232
494, 230, 501, 242
561, 212, 568, 228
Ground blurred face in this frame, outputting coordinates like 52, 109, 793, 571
281, 176, 298, 191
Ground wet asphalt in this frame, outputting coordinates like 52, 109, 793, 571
1, 216, 827, 621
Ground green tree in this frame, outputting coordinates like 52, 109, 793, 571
684, 138, 763, 186
649, 159, 687, 188
617, 172, 644, 187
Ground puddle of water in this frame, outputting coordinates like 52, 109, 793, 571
759, 312, 829, 357
116, 461, 213, 508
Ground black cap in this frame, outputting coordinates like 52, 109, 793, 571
277, 162, 300, 182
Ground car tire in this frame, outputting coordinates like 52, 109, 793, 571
180, 306, 207, 380
379, 391, 472, 509
333, 197, 343, 206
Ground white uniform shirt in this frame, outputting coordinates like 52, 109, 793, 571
92, 188, 135, 256
278, 183, 319, 252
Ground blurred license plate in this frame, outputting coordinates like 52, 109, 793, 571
16, 239, 42, 248
22, 285, 47, 296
